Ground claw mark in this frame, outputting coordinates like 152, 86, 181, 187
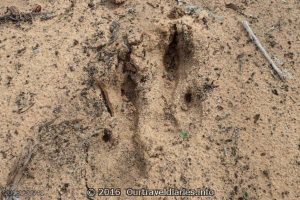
95, 80, 114, 117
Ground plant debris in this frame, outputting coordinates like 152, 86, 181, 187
0, 6, 55, 24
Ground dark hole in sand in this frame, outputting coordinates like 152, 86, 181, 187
121, 74, 137, 103
103, 129, 112, 143
184, 91, 192, 103
163, 25, 179, 72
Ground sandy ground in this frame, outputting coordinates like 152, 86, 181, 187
0, 0, 299, 199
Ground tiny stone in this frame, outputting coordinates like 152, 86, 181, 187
114, 0, 126, 4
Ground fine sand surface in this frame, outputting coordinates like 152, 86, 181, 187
0, 0, 299, 199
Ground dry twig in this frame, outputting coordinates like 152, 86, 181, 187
1, 140, 38, 200
242, 20, 286, 80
